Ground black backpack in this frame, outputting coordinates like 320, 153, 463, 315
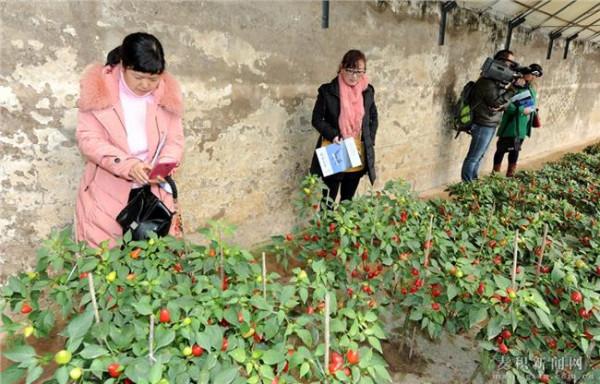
452, 81, 476, 138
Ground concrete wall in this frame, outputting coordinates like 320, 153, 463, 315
1, 1, 599, 280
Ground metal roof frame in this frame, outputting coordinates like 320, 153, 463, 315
459, 0, 600, 58
510, 0, 600, 41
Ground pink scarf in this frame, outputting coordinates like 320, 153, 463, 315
338, 74, 369, 139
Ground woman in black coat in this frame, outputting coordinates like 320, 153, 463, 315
310, 49, 378, 205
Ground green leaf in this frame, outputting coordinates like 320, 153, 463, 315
364, 311, 377, 322
330, 319, 346, 333
486, 316, 504, 340
66, 336, 84, 352
212, 367, 239, 384
505, 371, 516, 384
526, 289, 550, 313
580, 337, 589, 354
148, 362, 163, 384
38, 310, 55, 334
63, 310, 94, 342
299, 287, 308, 304
230, 348, 247, 363
409, 310, 423, 321
493, 275, 511, 291
468, 307, 488, 328
55, 366, 69, 384
7, 276, 25, 296
368, 336, 383, 353
370, 324, 386, 339
262, 349, 286, 365
89, 357, 106, 378
249, 296, 272, 311
348, 320, 359, 337
124, 357, 151, 383
25, 365, 43, 384
447, 284, 459, 301
79, 258, 99, 272
550, 263, 565, 282
3, 345, 37, 364
264, 317, 280, 340
533, 307, 555, 331
197, 325, 223, 352
373, 364, 393, 383
279, 286, 295, 305
79, 343, 109, 359
0, 364, 25, 384
300, 362, 310, 377
154, 327, 175, 351
133, 299, 153, 316
295, 329, 313, 347
343, 308, 357, 319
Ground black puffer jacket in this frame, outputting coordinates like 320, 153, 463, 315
309, 78, 378, 184
471, 77, 516, 127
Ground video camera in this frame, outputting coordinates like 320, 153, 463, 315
481, 57, 529, 84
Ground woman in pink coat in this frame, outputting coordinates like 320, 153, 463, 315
75, 32, 184, 248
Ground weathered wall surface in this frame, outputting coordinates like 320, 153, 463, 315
1, 1, 599, 280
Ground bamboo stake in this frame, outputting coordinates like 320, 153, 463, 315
67, 249, 84, 281
324, 292, 330, 372
87, 273, 100, 323
408, 326, 417, 359
535, 224, 549, 277
148, 314, 156, 363
262, 252, 267, 299
67, 265, 77, 281
511, 230, 519, 290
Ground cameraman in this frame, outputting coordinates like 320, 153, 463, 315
461, 49, 526, 182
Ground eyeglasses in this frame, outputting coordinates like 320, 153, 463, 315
344, 68, 366, 76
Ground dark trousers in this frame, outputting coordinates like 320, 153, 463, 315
323, 171, 363, 206
493, 137, 521, 165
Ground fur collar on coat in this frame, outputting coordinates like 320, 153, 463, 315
77, 63, 183, 117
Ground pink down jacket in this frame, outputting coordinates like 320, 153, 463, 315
75, 64, 184, 248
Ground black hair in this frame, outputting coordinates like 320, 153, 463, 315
339, 49, 367, 72
493, 49, 514, 61
105, 32, 165, 74
529, 63, 543, 77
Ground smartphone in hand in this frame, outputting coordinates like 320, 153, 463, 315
149, 162, 177, 179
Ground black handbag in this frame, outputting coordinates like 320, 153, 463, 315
116, 177, 177, 241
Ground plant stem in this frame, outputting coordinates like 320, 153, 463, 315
262, 252, 267, 299
149, 314, 156, 363
88, 273, 100, 323
408, 325, 417, 359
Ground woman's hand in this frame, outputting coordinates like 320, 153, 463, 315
333, 136, 342, 144
150, 162, 179, 184
129, 162, 152, 184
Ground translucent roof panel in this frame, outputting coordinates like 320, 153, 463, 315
458, 0, 600, 43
